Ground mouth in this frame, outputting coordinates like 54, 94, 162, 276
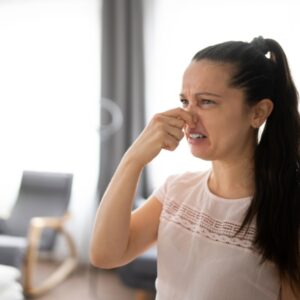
189, 133, 207, 140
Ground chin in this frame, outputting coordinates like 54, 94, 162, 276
190, 149, 213, 161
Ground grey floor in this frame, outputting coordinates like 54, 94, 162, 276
27, 261, 140, 300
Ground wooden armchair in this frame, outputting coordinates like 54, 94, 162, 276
0, 171, 77, 297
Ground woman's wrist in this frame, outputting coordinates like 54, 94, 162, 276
121, 151, 146, 172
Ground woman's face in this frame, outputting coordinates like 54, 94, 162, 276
181, 59, 256, 162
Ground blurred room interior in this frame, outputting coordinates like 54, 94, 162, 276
0, 0, 299, 299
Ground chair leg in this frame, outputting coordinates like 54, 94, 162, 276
24, 224, 77, 297
135, 290, 155, 300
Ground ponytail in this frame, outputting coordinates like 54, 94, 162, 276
193, 37, 300, 294
242, 38, 300, 293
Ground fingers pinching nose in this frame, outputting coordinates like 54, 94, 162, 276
189, 115, 198, 128
181, 117, 195, 128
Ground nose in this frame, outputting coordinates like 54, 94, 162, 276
184, 103, 199, 123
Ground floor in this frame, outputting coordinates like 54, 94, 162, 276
23, 260, 155, 300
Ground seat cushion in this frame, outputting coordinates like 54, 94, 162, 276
0, 264, 21, 287
0, 263, 24, 300
0, 236, 27, 268
0, 283, 24, 300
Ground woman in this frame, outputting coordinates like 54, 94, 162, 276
90, 37, 300, 299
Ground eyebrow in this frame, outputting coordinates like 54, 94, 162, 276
179, 92, 222, 98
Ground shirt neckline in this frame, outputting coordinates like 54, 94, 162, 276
204, 169, 253, 203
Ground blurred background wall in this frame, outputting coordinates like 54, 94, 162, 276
0, 0, 101, 263
0, 0, 299, 263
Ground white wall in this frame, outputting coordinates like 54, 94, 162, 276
0, 0, 101, 263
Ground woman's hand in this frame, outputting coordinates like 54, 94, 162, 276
125, 107, 196, 168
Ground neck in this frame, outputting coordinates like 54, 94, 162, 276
209, 158, 255, 199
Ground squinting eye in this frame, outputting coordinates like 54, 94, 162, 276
180, 99, 188, 107
201, 99, 215, 106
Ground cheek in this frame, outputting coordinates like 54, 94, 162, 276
205, 113, 228, 134
207, 113, 250, 141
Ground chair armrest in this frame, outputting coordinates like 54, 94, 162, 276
26, 213, 74, 255
29, 213, 70, 230
24, 212, 77, 297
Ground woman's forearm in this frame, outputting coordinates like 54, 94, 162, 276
89, 153, 143, 268
89, 108, 195, 268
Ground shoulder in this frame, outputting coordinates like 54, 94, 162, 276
167, 170, 209, 187
152, 169, 210, 203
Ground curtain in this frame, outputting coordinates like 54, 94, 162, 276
98, 0, 149, 202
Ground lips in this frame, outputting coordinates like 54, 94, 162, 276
186, 128, 208, 139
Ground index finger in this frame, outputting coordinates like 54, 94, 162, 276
162, 107, 197, 127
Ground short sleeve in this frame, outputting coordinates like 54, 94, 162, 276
151, 174, 179, 204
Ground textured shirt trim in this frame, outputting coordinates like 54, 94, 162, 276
161, 200, 256, 250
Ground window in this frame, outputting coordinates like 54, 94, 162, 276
0, 0, 100, 260
144, 0, 300, 189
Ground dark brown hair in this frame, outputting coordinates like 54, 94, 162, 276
193, 37, 300, 293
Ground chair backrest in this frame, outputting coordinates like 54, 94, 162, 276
4, 171, 73, 248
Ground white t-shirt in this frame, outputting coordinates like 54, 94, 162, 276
153, 169, 281, 300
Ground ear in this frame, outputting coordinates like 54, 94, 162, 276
250, 99, 274, 128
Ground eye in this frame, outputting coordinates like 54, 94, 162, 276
180, 98, 189, 108
200, 99, 215, 107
